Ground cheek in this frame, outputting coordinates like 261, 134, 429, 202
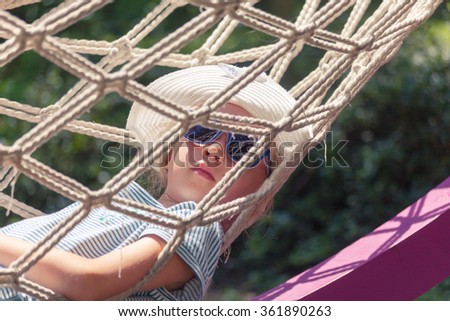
168, 143, 190, 170
221, 166, 267, 202
166, 144, 186, 183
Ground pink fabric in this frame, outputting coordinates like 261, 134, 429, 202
255, 176, 450, 300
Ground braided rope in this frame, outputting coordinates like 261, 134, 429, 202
0, 0, 42, 11
0, 0, 442, 300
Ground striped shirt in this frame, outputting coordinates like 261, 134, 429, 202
0, 182, 224, 301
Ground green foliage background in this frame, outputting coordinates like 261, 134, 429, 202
0, 0, 449, 300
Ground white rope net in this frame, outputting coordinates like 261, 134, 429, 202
0, 0, 442, 300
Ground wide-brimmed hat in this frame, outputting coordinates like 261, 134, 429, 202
126, 64, 313, 156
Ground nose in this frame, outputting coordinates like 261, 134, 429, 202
203, 141, 225, 164
202, 134, 226, 164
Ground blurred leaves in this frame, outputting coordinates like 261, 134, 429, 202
213, 3, 450, 299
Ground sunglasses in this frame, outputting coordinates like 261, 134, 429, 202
183, 125, 271, 171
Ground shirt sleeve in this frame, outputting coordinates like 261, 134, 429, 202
140, 221, 224, 300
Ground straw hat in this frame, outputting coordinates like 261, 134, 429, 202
126, 64, 313, 155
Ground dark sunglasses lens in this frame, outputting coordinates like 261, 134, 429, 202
185, 126, 219, 143
227, 134, 255, 162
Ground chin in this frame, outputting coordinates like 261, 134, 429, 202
180, 193, 206, 204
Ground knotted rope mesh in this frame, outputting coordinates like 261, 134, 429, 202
0, 0, 442, 300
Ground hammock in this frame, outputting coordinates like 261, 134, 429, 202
255, 176, 450, 300
0, 0, 443, 300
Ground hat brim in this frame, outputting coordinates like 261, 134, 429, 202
126, 64, 313, 156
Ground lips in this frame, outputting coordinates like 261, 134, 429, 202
192, 163, 216, 181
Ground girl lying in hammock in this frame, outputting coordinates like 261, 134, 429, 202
0, 64, 312, 300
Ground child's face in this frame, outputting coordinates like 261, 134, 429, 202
162, 103, 268, 206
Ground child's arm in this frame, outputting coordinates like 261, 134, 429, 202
0, 234, 193, 300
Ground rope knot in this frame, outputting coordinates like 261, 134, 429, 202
0, 145, 22, 167
190, 47, 212, 66
89, 189, 113, 208
39, 104, 60, 120
20, 25, 47, 50
358, 35, 375, 51
108, 37, 134, 65
0, 268, 18, 284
